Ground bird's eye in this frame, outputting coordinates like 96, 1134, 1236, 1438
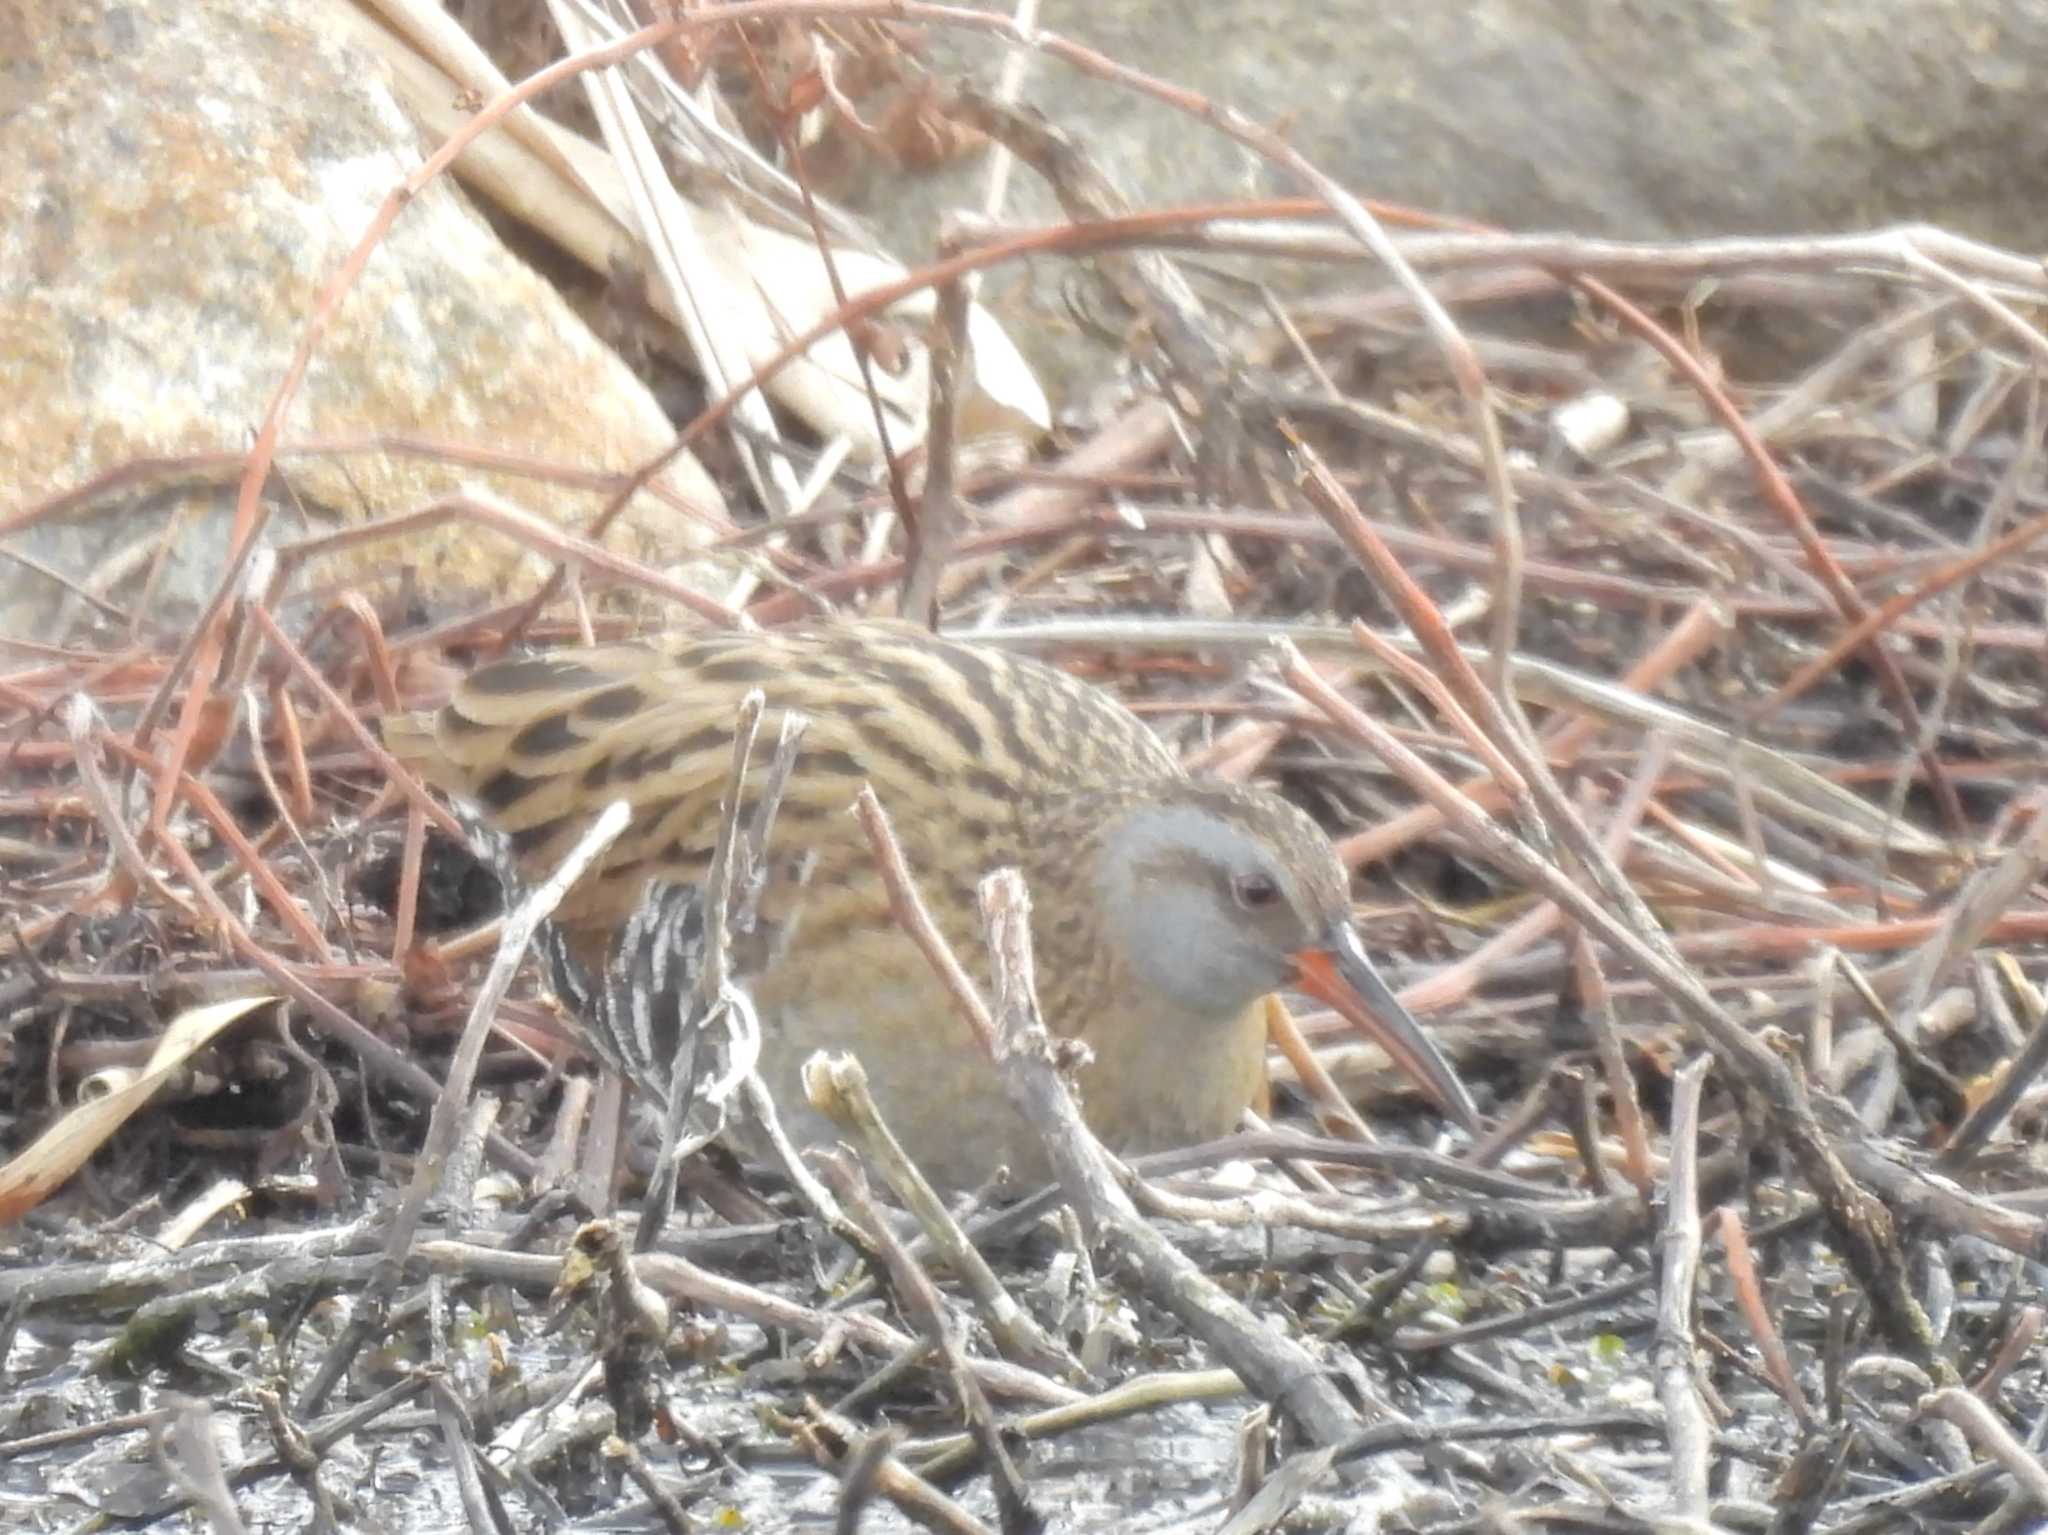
1232, 872, 1281, 910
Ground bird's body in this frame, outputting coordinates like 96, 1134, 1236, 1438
385, 622, 1475, 1185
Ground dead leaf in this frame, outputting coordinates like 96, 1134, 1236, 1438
0, 995, 277, 1225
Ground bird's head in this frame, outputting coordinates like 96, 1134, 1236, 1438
1087, 782, 1480, 1133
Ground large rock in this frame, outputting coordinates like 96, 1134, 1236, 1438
840, 0, 2045, 396
0, 0, 729, 641
1040, 0, 2043, 244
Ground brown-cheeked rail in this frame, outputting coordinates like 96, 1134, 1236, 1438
383, 621, 1479, 1187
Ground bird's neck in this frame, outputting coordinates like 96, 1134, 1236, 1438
1070, 973, 1270, 1157
1009, 787, 1270, 1153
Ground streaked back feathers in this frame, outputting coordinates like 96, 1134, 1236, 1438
381, 622, 1186, 947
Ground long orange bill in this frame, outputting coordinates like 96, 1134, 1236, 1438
1294, 925, 1481, 1134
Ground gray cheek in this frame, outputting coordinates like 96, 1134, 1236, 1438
1123, 890, 1281, 1020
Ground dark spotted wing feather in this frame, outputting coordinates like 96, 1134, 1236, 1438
381, 622, 1182, 944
